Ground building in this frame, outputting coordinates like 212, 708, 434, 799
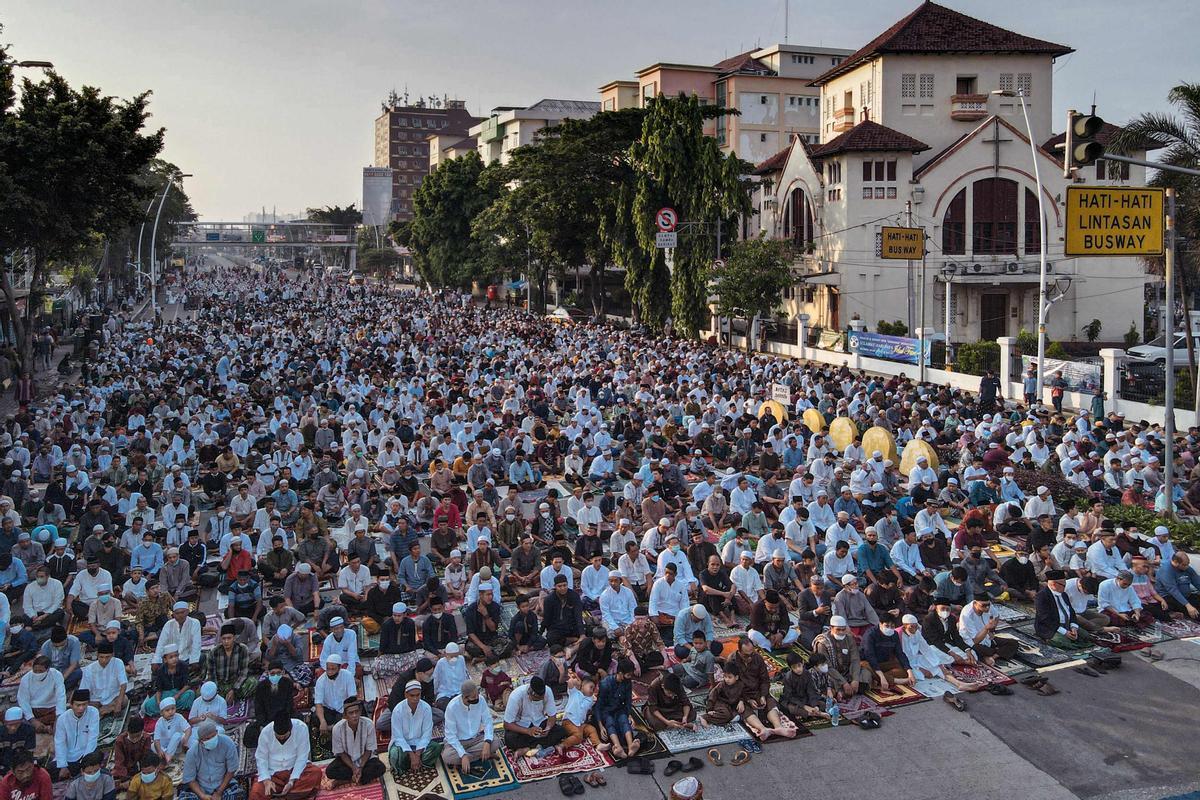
754, 1, 1159, 348
361, 167, 393, 228
373, 96, 482, 221
427, 134, 478, 172
469, 99, 601, 166
601, 42, 854, 164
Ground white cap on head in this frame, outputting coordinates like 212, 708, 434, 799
445, 642, 461, 654
901, 614, 919, 625
326, 654, 343, 665
841, 574, 858, 586
691, 604, 708, 619
1155, 525, 1170, 537
830, 615, 848, 627
3, 707, 21, 722
329, 616, 345, 627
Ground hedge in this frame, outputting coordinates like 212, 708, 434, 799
954, 341, 1000, 376
1103, 504, 1200, 548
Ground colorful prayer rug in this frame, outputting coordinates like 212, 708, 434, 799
438, 750, 518, 800
914, 677, 961, 697
224, 698, 252, 724
1007, 626, 1102, 666
864, 682, 928, 708
512, 649, 549, 676
1088, 629, 1151, 652
314, 779, 385, 800
96, 702, 130, 748
387, 764, 447, 800
629, 710, 669, 760
946, 661, 1017, 686
991, 603, 1034, 625
657, 721, 748, 754
1130, 624, 1172, 644
1157, 618, 1200, 639
294, 686, 313, 711
831, 694, 893, 720
373, 651, 423, 679
504, 741, 612, 782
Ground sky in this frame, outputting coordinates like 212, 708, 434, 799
6, 0, 1199, 221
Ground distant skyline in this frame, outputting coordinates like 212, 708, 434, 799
7, 0, 1199, 220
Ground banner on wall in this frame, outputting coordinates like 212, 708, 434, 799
848, 331, 931, 366
1021, 356, 1103, 395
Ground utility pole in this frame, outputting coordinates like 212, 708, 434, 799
1164, 188, 1177, 519
919, 238, 928, 383
905, 201, 914, 334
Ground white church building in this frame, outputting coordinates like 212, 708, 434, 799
752, 1, 1158, 347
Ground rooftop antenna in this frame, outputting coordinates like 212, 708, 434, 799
1091, 91, 1097, 116
785, 0, 789, 44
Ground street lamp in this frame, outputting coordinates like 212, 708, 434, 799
148, 172, 192, 318
993, 88, 1049, 404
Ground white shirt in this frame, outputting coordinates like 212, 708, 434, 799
503, 683, 557, 727
23, 577, 65, 617
654, 549, 696, 586
255, 719, 311, 781
957, 604, 997, 647
337, 565, 372, 595
319, 629, 360, 670
580, 564, 609, 601
79, 657, 127, 705
1086, 541, 1128, 579
599, 584, 636, 631
540, 564, 573, 592
617, 553, 650, 585
54, 705, 100, 768
1097, 578, 1142, 614
890, 540, 926, 576
443, 694, 494, 758
730, 563, 764, 598
314, 667, 357, 712
154, 615, 203, 664
755, 533, 788, 564
17, 668, 66, 718
648, 576, 688, 618
70, 567, 113, 604
389, 699, 433, 752
433, 655, 468, 700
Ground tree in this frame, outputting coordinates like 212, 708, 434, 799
305, 204, 362, 227
0, 50, 164, 375
358, 247, 402, 277
710, 237, 794, 350
1110, 85, 1200, 387
628, 95, 750, 336
409, 152, 495, 287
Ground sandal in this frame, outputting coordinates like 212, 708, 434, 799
985, 683, 1013, 696
682, 757, 704, 772
731, 750, 752, 766
1035, 682, 1059, 696
707, 748, 723, 766
558, 775, 575, 797
593, 772, 607, 786
1074, 666, 1101, 678
943, 691, 966, 711
664, 760, 684, 777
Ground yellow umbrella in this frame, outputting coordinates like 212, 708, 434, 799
758, 400, 788, 421
861, 426, 898, 463
899, 438, 940, 476
829, 417, 858, 452
802, 407, 825, 435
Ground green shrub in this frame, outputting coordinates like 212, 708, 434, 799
1016, 328, 1038, 354
1083, 319, 1102, 342
955, 341, 1001, 376
1104, 505, 1200, 548
1045, 341, 1068, 359
876, 320, 909, 336
1124, 322, 1140, 348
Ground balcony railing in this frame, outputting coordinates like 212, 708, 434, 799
833, 107, 855, 132
951, 93, 988, 121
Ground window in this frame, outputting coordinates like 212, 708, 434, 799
716, 82, 727, 145
603, 99, 615, 111
642, 82, 657, 105
826, 160, 842, 184
863, 187, 874, 199
843, 90, 853, 111
831, 57, 843, 65
942, 188, 966, 255
887, 187, 897, 199
1096, 161, 1131, 180
760, 133, 767, 142
791, 54, 815, 64
1024, 187, 1041, 255
972, 178, 1018, 254
1017, 73, 1032, 96
862, 161, 873, 182
760, 95, 768, 104
919, 74, 935, 98
999, 73, 1014, 93
398, 118, 408, 127
956, 76, 977, 95
901, 74, 916, 99
887, 161, 897, 181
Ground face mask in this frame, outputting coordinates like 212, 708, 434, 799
83, 772, 102, 784
10, 625, 22, 635
937, 609, 951, 620
881, 627, 895, 637
540, 512, 550, 519
432, 612, 443, 619
88, 567, 99, 575
269, 674, 282, 685
1017, 556, 1029, 564
505, 514, 515, 520
818, 664, 830, 674
99, 595, 111, 604
141, 772, 158, 783
37, 576, 47, 586
669, 544, 679, 554
378, 580, 391, 590
832, 632, 846, 641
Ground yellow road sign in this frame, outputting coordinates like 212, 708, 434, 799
880, 226, 925, 259
1065, 186, 1164, 256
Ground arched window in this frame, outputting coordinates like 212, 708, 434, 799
790, 188, 815, 248
942, 188, 966, 255
972, 178, 1017, 255
1024, 187, 1041, 255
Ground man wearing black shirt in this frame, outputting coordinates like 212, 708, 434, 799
380, 602, 417, 655
542, 576, 584, 646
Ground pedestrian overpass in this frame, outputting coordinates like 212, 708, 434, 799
170, 221, 358, 268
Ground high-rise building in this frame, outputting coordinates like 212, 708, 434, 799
361, 167, 394, 228
373, 95, 482, 221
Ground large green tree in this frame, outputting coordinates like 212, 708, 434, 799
0, 49, 164, 372
710, 237, 794, 350
409, 151, 495, 287
628, 95, 750, 337
305, 204, 362, 227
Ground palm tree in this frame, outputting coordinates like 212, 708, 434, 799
1110, 84, 1200, 400
305, 204, 362, 227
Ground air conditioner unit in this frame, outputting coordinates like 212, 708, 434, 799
943, 264, 959, 275
1005, 262, 1021, 274
969, 263, 985, 274
1045, 261, 1054, 274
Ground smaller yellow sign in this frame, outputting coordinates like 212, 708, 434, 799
880, 226, 925, 259
1065, 187, 1164, 256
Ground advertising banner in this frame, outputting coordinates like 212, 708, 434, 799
849, 331, 930, 365
1021, 356, 1102, 395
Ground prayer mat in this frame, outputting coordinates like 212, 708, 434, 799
438, 751, 518, 800
832, 694, 893, 720
864, 683, 928, 708
387, 764, 447, 800
915, 677, 961, 697
1130, 624, 1173, 644
314, 779, 385, 800
772, 710, 812, 740
373, 651, 423, 680
1008, 625, 1103, 666
375, 674, 398, 700
224, 698, 252, 724
306, 630, 324, 661
516, 488, 548, 505
0, 667, 28, 688
504, 741, 612, 782
946, 662, 1017, 687
713, 637, 741, 659
986, 543, 1017, 559
357, 623, 382, 653
629, 710, 669, 760
657, 721, 748, 754
294, 686, 313, 712
991, 603, 1034, 625
498, 602, 517, 631
1089, 629, 1152, 652
96, 702, 130, 748
67, 618, 89, 636
711, 619, 744, 640
1157, 618, 1200, 640
373, 697, 390, 750
309, 726, 335, 762
759, 650, 789, 676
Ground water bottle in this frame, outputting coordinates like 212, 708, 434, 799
827, 697, 840, 727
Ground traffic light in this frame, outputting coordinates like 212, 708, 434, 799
1062, 110, 1106, 176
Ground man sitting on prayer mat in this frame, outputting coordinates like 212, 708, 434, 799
251, 717, 323, 800
325, 697, 386, 786
958, 593, 1019, 663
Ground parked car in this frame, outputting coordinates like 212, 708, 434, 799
1127, 333, 1200, 364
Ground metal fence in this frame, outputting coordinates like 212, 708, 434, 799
1118, 360, 1195, 407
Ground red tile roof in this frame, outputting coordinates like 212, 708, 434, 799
809, 120, 930, 157
1042, 122, 1164, 153
712, 50, 773, 76
812, 1, 1073, 86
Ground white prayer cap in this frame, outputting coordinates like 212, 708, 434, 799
3, 708, 21, 722
830, 615, 848, 627
1155, 525, 1170, 537
445, 642, 461, 654
691, 604, 708, 619
1037, 485, 1049, 495
841, 574, 858, 586
326, 654, 343, 665
392, 602, 408, 615
160, 696, 176, 708
329, 616, 345, 627
608, 569, 622, 579
450, 549, 462, 559
901, 614, 919, 625
277, 624, 293, 639
872, 483, 884, 491
740, 550, 754, 560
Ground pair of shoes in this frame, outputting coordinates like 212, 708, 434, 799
1141, 648, 1164, 662
943, 691, 966, 711
626, 757, 655, 776
582, 772, 606, 787
663, 758, 704, 777
985, 683, 1013, 696
854, 712, 882, 729
1074, 665, 1101, 678
558, 774, 585, 796
730, 750, 751, 766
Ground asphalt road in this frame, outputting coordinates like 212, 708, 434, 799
515, 642, 1200, 800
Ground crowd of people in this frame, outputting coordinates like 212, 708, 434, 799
0, 257, 1196, 800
